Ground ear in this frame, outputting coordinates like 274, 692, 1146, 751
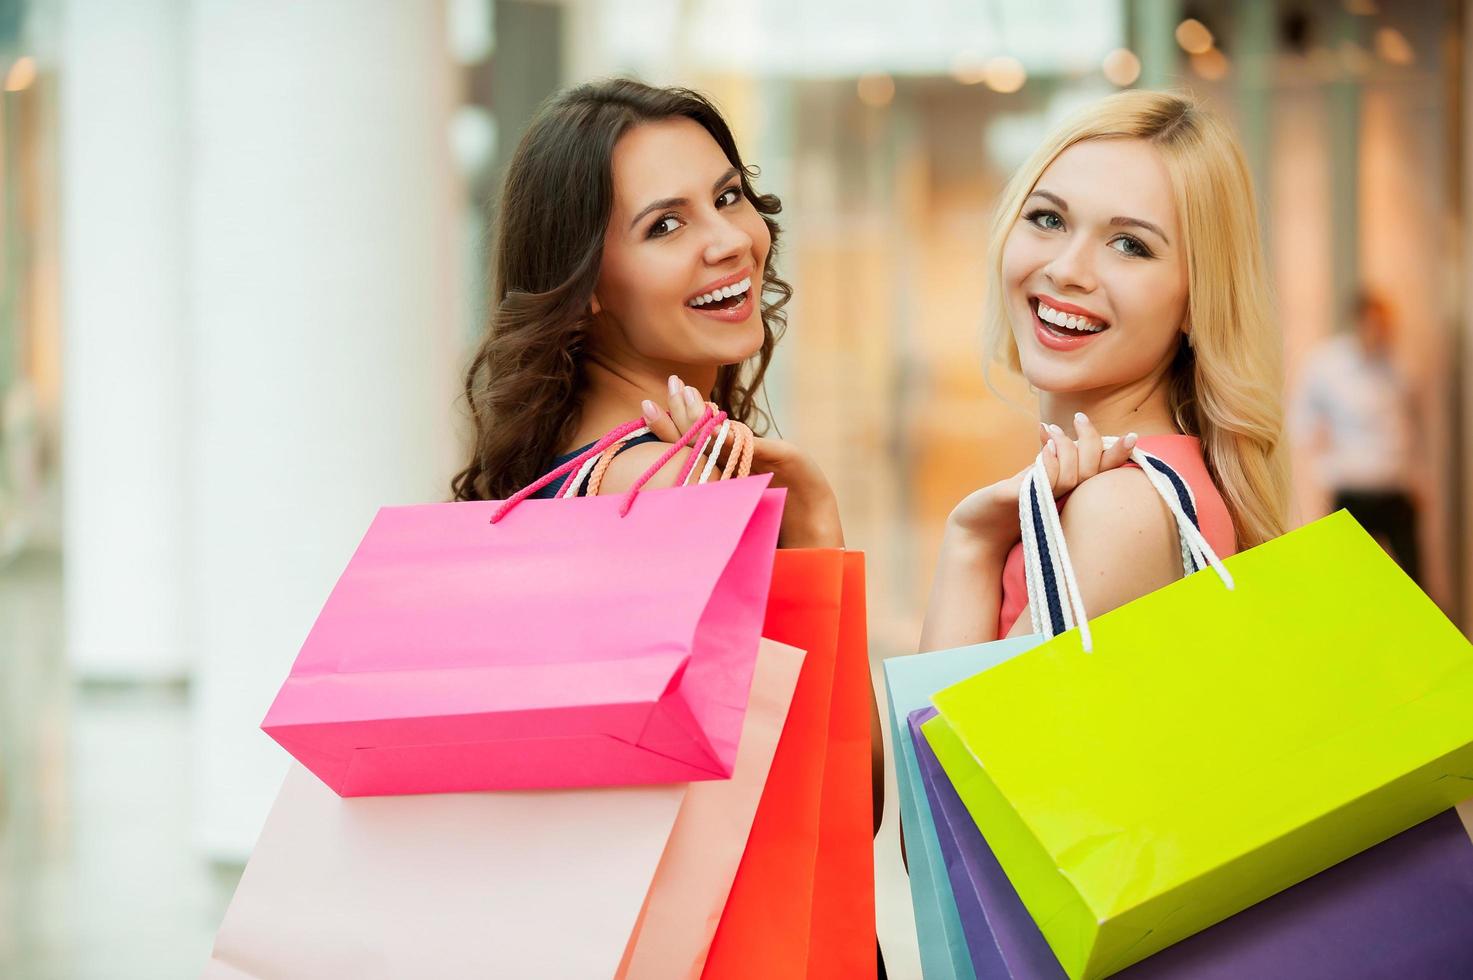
590, 293, 602, 316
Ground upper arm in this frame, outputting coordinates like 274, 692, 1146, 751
591, 441, 710, 496
1054, 467, 1183, 620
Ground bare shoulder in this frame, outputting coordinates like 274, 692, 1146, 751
1061, 467, 1175, 538
593, 441, 708, 495
1058, 468, 1181, 608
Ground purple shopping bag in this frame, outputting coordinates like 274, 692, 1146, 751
263, 409, 784, 797
910, 707, 1473, 980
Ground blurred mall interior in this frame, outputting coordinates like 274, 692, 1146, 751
3, 0, 1472, 976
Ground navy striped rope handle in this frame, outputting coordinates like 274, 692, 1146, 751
1019, 436, 1234, 652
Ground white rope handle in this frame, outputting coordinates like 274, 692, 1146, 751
1021, 436, 1232, 652
562, 425, 652, 498
567, 416, 752, 496
696, 419, 733, 485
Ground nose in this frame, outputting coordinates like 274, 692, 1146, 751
702, 211, 753, 268
1043, 232, 1097, 294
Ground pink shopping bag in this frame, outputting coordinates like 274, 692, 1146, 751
263, 413, 785, 796
616, 639, 805, 980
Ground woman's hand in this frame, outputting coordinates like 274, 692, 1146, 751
947, 414, 1138, 554
641, 375, 844, 549
747, 435, 844, 548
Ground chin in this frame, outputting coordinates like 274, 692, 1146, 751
1017, 353, 1103, 394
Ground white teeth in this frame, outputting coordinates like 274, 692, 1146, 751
688, 276, 753, 308
1037, 301, 1105, 333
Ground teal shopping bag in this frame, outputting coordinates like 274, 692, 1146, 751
883, 637, 1042, 980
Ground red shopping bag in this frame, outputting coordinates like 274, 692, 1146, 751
807, 550, 877, 980
702, 549, 845, 979
704, 550, 876, 979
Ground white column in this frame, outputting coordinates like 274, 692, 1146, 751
58, 0, 190, 681
187, 0, 462, 860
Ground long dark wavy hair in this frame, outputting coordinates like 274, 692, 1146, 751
450, 79, 793, 502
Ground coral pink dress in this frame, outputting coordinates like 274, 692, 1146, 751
995, 434, 1238, 639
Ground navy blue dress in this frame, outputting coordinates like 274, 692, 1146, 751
528, 432, 663, 499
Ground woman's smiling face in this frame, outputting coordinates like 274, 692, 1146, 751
591, 117, 771, 369
1001, 137, 1189, 395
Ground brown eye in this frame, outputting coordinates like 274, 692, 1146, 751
716, 187, 741, 207
648, 215, 683, 238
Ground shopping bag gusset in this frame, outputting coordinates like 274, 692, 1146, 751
882, 636, 1044, 980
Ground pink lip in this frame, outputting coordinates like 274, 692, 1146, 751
1030, 297, 1107, 352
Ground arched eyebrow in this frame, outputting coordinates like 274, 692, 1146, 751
628, 167, 742, 230
1026, 189, 1171, 247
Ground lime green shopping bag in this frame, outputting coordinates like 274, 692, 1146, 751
927, 506, 1473, 980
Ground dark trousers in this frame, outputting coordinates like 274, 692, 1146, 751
1333, 489, 1421, 585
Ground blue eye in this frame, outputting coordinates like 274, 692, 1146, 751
1110, 235, 1153, 258
1025, 209, 1064, 231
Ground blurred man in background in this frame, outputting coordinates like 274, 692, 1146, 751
1294, 290, 1421, 582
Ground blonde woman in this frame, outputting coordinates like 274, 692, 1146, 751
921, 90, 1290, 651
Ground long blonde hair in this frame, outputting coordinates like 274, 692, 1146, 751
983, 90, 1289, 547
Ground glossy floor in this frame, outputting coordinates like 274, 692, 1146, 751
0, 549, 243, 979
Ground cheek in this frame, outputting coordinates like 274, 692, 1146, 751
1000, 229, 1045, 290
1119, 268, 1187, 341
599, 244, 678, 316
744, 211, 772, 270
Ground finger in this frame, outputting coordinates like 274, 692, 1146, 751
1038, 421, 1051, 449
666, 375, 693, 433
1099, 430, 1138, 471
683, 386, 708, 435
1073, 412, 1103, 481
641, 399, 680, 442
1040, 439, 1060, 490
1047, 423, 1077, 492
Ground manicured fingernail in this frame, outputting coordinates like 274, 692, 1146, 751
1048, 423, 1064, 437
685, 386, 701, 408
641, 399, 658, 420
1046, 442, 1057, 456
1075, 412, 1088, 425
1124, 432, 1138, 448
668, 375, 681, 397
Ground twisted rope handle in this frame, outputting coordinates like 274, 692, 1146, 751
585, 407, 754, 496
581, 426, 653, 498
1020, 436, 1233, 652
618, 405, 725, 516
490, 418, 650, 524
491, 402, 759, 523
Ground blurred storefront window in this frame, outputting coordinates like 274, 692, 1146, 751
0, 19, 60, 563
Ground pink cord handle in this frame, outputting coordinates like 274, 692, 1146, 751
489, 418, 648, 524
490, 405, 730, 523
618, 405, 725, 517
